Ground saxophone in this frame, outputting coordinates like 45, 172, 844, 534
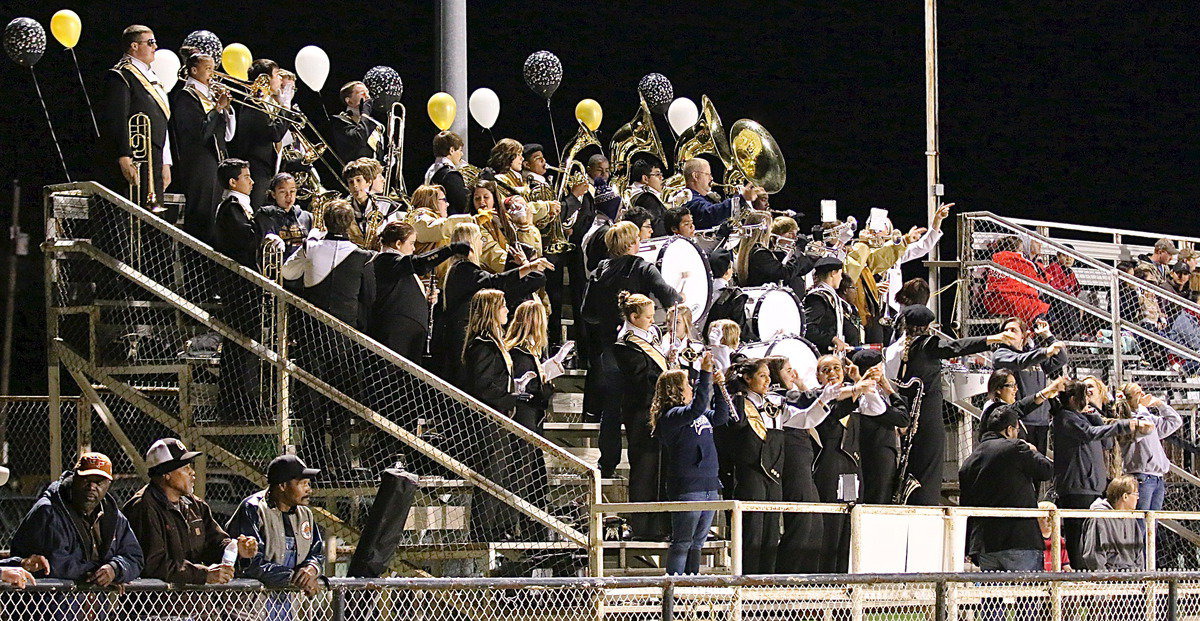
363, 208, 386, 250
891, 376, 925, 504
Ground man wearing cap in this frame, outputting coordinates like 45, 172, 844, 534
804, 256, 863, 354
1138, 238, 1178, 289
227, 455, 324, 595
122, 438, 258, 584
10, 452, 143, 584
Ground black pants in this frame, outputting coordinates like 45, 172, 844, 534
544, 251, 567, 348
626, 418, 667, 539
1026, 424, 1049, 456
382, 318, 429, 368
1058, 492, 1097, 569
906, 407, 946, 506
776, 429, 824, 573
735, 468, 782, 574
860, 446, 898, 505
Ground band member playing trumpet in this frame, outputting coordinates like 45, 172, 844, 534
680, 158, 761, 231
104, 25, 172, 210
426, 131, 471, 215
804, 256, 864, 354
230, 59, 288, 208
844, 210, 921, 344
330, 81, 385, 163
170, 52, 235, 243
734, 211, 811, 295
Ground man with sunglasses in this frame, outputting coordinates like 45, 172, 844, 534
103, 25, 172, 211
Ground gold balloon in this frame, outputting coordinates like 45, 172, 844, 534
427, 92, 456, 131
575, 98, 602, 131
50, 10, 81, 49
221, 43, 253, 81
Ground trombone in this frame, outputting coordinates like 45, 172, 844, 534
383, 101, 408, 198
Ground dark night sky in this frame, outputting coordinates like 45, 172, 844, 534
1, 1, 1197, 394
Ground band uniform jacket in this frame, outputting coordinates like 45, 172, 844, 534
329, 110, 385, 163
170, 84, 229, 242
630, 187, 669, 238
231, 106, 288, 207
430, 164, 471, 216
804, 285, 864, 353
103, 58, 170, 205
212, 194, 261, 269
367, 245, 458, 343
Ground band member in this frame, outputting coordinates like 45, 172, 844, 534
487, 139, 557, 225
892, 304, 1018, 505
804, 256, 863, 354
561, 172, 594, 349
665, 206, 696, 239
426, 131, 470, 215
522, 143, 552, 188
212, 159, 261, 269
612, 292, 671, 539
343, 159, 402, 242
503, 300, 555, 540
505, 195, 544, 259
587, 154, 611, 184
281, 201, 376, 330
620, 206, 656, 242
680, 158, 761, 231
103, 25, 172, 210
330, 81, 385, 163
368, 221, 467, 364
472, 181, 520, 273
627, 157, 669, 237
581, 179, 624, 277
766, 355, 822, 573
734, 211, 810, 295
845, 216, 919, 344
430, 222, 551, 380
254, 173, 313, 259
230, 59, 288, 208
407, 184, 473, 256
170, 52, 235, 243
851, 349, 912, 505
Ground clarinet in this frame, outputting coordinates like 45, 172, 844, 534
891, 376, 925, 504
715, 375, 739, 421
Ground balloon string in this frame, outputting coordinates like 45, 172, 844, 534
485, 128, 496, 146
69, 48, 100, 138
31, 68, 72, 182
546, 100, 561, 165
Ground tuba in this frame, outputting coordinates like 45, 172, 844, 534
458, 162, 482, 189
553, 120, 604, 199
609, 95, 666, 195
661, 95, 732, 206
726, 119, 787, 194
362, 208, 386, 250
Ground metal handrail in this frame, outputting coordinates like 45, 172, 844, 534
1006, 216, 1200, 247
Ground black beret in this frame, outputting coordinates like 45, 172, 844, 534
897, 304, 935, 328
814, 256, 844, 273
522, 143, 544, 159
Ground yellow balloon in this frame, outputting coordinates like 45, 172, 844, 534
575, 99, 602, 131
50, 10, 81, 49
221, 43, 253, 81
427, 92, 457, 131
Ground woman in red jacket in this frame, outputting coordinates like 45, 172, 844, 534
982, 236, 1050, 323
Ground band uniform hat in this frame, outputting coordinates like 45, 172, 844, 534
813, 255, 844, 273
522, 143, 544, 159
75, 452, 114, 481
146, 438, 203, 476
267, 454, 320, 485
896, 304, 936, 329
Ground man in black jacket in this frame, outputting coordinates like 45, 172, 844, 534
212, 158, 262, 269
426, 131, 470, 215
329, 81, 385, 164
103, 25, 172, 210
992, 317, 1068, 454
960, 405, 1055, 572
230, 59, 288, 208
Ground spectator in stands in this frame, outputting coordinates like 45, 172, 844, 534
123, 438, 258, 584
992, 318, 1068, 454
960, 405, 1054, 571
368, 221, 467, 364
1115, 383, 1182, 511
1180, 248, 1200, 299
1115, 259, 1142, 325
1137, 238, 1177, 288
0, 466, 47, 588
10, 452, 143, 584
978, 369, 1066, 444
1079, 475, 1144, 571
227, 455, 324, 595
1043, 248, 1082, 337
982, 235, 1050, 323
1037, 501, 1071, 571
1051, 379, 1148, 567
281, 201, 376, 330
1169, 261, 1195, 301
1168, 308, 1200, 364
654, 352, 731, 575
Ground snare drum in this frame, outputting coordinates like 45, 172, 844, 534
636, 235, 713, 318
737, 336, 821, 389
742, 284, 804, 341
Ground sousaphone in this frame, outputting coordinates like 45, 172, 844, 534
726, 118, 786, 194
609, 94, 666, 195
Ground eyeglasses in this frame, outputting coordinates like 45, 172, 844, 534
1004, 382, 1018, 388
138, 38, 158, 47
648, 172, 664, 178
437, 197, 448, 203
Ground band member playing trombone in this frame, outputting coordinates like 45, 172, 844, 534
230, 59, 288, 208
330, 81, 385, 163
680, 158, 761, 231
426, 131, 471, 215
170, 52, 235, 243
104, 25, 172, 210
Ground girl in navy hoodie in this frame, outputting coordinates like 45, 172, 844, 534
652, 351, 732, 574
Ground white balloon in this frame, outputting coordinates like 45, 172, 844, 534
294, 45, 330, 92
151, 49, 180, 93
468, 87, 500, 129
667, 97, 699, 135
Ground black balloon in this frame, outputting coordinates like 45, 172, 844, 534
364, 66, 403, 99
638, 73, 674, 115
523, 50, 562, 101
4, 17, 46, 68
182, 30, 223, 62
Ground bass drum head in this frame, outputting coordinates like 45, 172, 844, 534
743, 286, 804, 341
737, 336, 821, 389
639, 236, 713, 319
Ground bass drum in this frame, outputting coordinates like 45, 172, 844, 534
741, 284, 804, 341
737, 336, 821, 389
636, 235, 713, 319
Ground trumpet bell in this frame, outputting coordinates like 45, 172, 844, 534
729, 119, 786, 194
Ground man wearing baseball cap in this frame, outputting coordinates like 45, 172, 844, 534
227, 454, 324, 595
10, 452, 143, 584
122, 438, 259, 584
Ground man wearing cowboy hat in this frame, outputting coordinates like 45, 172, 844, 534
122, 438, 258, 584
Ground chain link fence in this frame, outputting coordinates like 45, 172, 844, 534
41, 182, 599, 576
3, 573, 1200, 621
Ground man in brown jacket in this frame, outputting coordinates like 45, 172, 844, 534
123, 438, 257, 583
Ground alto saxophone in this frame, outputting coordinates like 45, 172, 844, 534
891, 376, 925, 504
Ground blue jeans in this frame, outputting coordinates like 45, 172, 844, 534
974, 548, 1042, 571
1135, 473, 1165, 511
668, 489, 719, 574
